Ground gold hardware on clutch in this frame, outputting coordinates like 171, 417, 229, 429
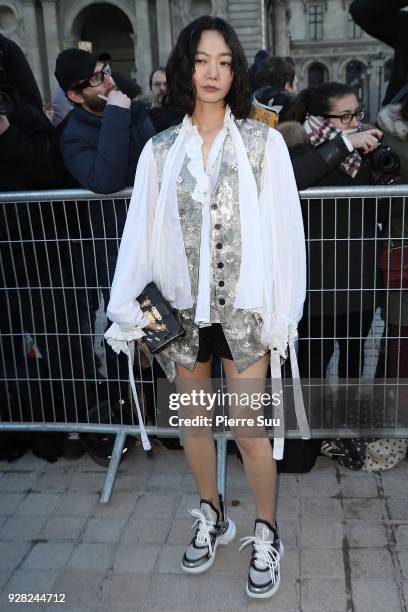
145, 311, 155, 323
136, 282, 185, 352
151, 306, 162, 321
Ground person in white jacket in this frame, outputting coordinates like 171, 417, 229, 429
105, 16, 308, 600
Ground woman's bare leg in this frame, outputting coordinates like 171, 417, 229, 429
222, 354, 277, 525
175, 360, 221, 514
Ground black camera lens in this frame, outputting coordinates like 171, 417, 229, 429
366, 143, 400, 175
378, 149, 398, 172
0, 91, 10, 115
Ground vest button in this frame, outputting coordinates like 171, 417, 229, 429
217, 262, 224, 268
219, 298, 225, 305
214, 223, 221, 230
218, 281, 225, 287
216, 243, 222, 249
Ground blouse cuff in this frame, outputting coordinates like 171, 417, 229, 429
261, 314, 298, 359
341, 133, 354, 153
104, 318, 149, 356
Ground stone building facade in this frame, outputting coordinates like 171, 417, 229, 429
283, 0, 394, 118
0, 0, 393, 116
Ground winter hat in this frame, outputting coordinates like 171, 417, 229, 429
55, 48, 110, 93
249, 49, 271, 92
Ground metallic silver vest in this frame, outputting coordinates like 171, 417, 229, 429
152, 119, 270, 381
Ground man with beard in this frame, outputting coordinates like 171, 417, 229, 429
149, 67, 166, 107
53, 49, 155, 434
55, 47, 155, 193
147, 66, 182, 133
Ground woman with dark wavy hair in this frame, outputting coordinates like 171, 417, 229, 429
105, 16, 308, 599
165, 15, 252, 118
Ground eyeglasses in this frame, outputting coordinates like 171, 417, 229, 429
322, 107, 365, 124
71, 64, 112, 91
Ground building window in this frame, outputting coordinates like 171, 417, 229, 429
0, 5, 18, 33
308, 4, 323, 40
348, 13, 362, 39
308, 62, 329, 87
188, 0, 213, 18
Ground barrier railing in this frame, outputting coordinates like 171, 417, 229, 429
1, 185, 408, 501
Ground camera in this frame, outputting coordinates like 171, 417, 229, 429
0, 85, 17, 115
364, 142, 400, 175
0, 90, 11, 114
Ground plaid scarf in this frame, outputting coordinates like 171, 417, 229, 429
304, 113, 362, 178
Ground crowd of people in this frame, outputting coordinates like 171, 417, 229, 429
0, 2, 407, 453
1, 0, 408, 601
0, 3, 406, 440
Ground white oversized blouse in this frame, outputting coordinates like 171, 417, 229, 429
105, 108, 310, 458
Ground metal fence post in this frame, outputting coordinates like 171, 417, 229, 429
216, 435, 228, 504
100, 430, 127, 503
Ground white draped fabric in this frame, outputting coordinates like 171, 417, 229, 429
105, 107, 309, 457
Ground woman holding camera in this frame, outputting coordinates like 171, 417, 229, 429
105, 16, 307, 599
279, 83, 391, 447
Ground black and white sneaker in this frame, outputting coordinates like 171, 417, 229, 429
181, 497, 236, 574
239, 518, 284, 599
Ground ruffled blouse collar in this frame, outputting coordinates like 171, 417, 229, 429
181, 105, 235, 135
182, 106, 234, 205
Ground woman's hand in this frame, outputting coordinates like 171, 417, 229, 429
348, 128, 383, 155
144, 320, 165, 333
137, 319, 165, 358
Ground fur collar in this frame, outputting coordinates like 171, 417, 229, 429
377, 104, 408, 140
278, 121, 309, 147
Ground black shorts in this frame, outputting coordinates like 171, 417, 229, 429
196, 323, 233, 362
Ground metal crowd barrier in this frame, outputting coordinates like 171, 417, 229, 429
1, 185, 408, 502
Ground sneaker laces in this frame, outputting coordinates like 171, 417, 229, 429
239, 533, 280, 584
188, 508, 217, 555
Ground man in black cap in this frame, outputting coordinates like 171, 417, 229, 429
54, 48, 155, 421
55, 47, 155, 193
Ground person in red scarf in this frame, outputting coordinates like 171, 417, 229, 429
279, 83, 391, 461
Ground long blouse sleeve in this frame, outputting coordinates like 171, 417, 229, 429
260, 128, 306, 357
259, 128, 309, 459
104, 138, 157, 354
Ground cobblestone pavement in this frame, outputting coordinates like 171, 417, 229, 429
0, 442, 407, 611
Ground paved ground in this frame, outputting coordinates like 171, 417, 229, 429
0, 441, 407, 612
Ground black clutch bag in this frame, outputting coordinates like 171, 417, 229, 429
137, 282, 185, 353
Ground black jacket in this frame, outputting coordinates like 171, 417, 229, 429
148, 104, 182, 134
0, 34, 67, 191
60, 101, 155, 194
350, 0, 408, 105
58, 101, 155, 251
0, 93, 67, 191
0, 34, 43, 110
279, 121, 352, 190
280, 122, 387, 316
